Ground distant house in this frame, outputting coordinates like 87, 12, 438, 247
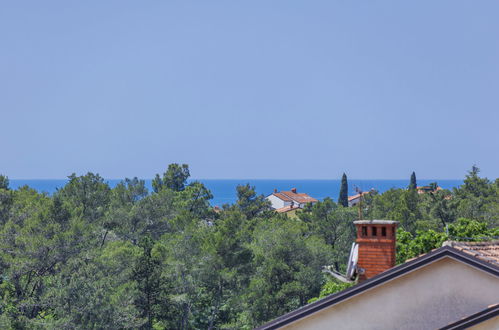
348, 191, 370, 207
258, 220, 499, 330
417, 185, 442, 194
275, 205, 301, 218
267, 188, 318, 210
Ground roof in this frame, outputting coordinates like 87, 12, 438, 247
443, 241, 499, 266
276, 205, 301, 213
348, 191, 369, 201
439, 303, 499, 330
272, 192, 293, 202
256, 245, 499, 329
272, 191, 318, 204
417, 186, 442, 193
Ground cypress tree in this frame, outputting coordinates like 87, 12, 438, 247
409, 171, 417, 190
339, 173, 349, 207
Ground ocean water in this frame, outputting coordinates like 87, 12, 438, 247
9, 179, 463, 206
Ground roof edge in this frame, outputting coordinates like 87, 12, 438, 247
439, 304, 499, 330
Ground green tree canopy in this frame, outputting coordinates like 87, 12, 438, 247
338, 173, 348, 207
152, 164, 190, 193
0, 175, 9, 190
0, 164, 498, 328
235, 184, 272, 219
409, 171, 417, 190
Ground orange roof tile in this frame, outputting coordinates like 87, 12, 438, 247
272, 190, 318, 204
276, 205, 301, 213
273, 192, 293, 202
444, 241, 499, 266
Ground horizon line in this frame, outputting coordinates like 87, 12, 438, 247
8, 178, 464, 181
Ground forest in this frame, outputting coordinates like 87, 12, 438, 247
0, 165, 497, 329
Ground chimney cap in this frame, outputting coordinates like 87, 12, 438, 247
353, 220, 398, 225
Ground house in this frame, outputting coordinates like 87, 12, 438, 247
266, 188, 318, 210
258, 220, 499, 330
275, 205, 301, 216
348, 191, 370, 207
417, 185, 443, 194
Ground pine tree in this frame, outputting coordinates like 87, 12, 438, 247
338, 173, 349, 207
409, 172, 417, 190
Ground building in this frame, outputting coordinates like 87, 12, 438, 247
266, 188, 318, 210
275, 205, 301, 218
348, 191, 370, 207
417, 185, 443, 194
258, 220, 499, 330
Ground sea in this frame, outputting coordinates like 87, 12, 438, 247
9, 179, 463, 206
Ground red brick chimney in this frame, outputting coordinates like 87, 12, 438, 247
291, 188, 297, 193
354, 220, 398, 281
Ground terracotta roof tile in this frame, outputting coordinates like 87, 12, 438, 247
272, 191, 318, 204
275, 205, 301, 213
273, 192, 293, 202
443, 241, 499, 266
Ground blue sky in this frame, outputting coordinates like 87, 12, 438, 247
1, 1, 498, 179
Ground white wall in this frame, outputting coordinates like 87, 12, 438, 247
266, 194, 286, 209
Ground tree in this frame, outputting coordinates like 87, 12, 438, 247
409, 172, 417, 190
152, 164, 190, 193
112, 177, 148, 207
0, 163, 497, 328
201, 209, 253, 328
240, 218, 333, 328
56, 173, 111, 223
453, 166, 495, 221
41, 242, 144, 328
133, 236, 164, 329
308, 278, 353, 303
236, 184, 272, 219
422, 189, 456, 229
396, 218, 499, 264
0, 175, 9, 190
115, 189, 177, 244
299, 198, 356, 271
457, 166, 491, 198
177, 182, 213, 218
396, 229, 446, 264
0, 176, 12, 224
388, 189, 420, 233
0, 187, 56, 321
156, 215, 208, 329
338, 173, 348, 207
105, 178, 150, 245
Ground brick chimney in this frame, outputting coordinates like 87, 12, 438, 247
353, 220, 398, 281
291, 188, 297, 193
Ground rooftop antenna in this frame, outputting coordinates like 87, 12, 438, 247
355, 186, 363, 220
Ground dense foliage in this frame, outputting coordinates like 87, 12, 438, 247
338, 173, 348, 208
409, 171, 417, 190
0, 166, 497, 329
